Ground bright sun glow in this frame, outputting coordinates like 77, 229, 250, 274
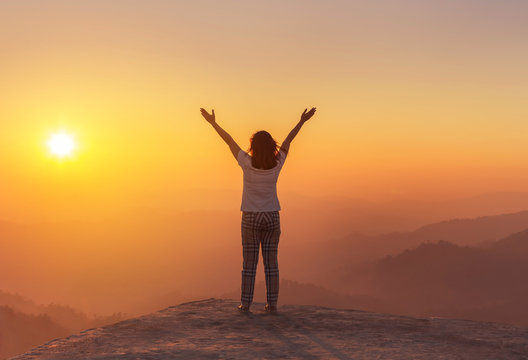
48, 132, 76, 157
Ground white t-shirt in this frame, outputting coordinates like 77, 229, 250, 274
237, 149, 287, 212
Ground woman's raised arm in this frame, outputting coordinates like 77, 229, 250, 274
200, 108, 242, 159
280, 107, 316, 154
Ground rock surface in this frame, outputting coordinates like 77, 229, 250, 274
11, 298, 528, 360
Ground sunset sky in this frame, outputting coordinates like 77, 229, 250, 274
1, 0, 528, 222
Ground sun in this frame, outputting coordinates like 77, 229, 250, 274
47, 132, 76, 158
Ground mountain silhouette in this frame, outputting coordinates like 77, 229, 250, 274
0, 291, 125, 360
0, 306, 68, 360
287, 211, 528, 287
351, 230, 528, 326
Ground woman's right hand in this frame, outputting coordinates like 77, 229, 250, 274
300, 107, 316, 123
200, 108, 216, 124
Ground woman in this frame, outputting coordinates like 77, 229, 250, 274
200, 107, 317, 312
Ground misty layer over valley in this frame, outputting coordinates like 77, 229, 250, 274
2, 191, 528, 359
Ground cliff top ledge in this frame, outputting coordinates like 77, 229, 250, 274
12, 298, 528, 360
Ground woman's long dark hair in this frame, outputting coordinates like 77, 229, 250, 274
248, 131, 279, 169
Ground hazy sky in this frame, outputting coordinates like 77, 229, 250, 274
1, 0, 528, 221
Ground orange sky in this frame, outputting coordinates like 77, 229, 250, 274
1, 0, 528, 222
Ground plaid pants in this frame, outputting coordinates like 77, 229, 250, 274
241, 211, 281, 307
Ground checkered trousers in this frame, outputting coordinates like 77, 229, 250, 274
240, 211, 281, 307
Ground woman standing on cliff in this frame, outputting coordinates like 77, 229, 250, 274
200, 107, 317, 312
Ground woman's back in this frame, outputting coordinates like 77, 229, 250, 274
237, 149, 287, 212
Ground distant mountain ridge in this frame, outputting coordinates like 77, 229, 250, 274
0, 306, 69, 360
488, 228, 528, 257
351, 229, 528, 326
287, 210, 528, 287
0, 290, 126, 360
407, 210, 528, 246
